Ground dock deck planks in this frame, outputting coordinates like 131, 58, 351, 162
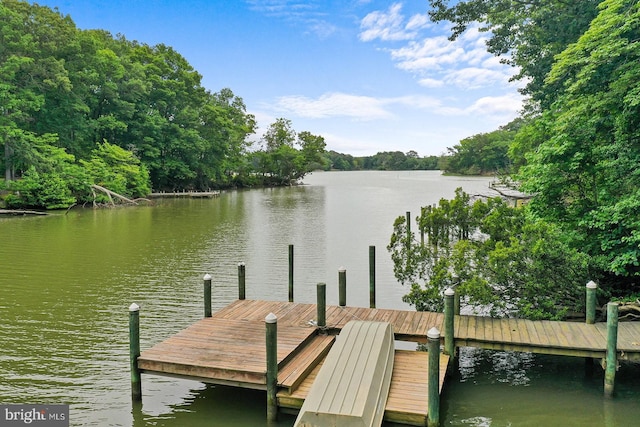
137, 299, 640, 425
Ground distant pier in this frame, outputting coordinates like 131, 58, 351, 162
148, 190, 220, 199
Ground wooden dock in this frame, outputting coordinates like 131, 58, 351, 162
134, 299, 640, 425
148, 191, 220, 199
137, 300, 449, 425
452, 314, 640, 361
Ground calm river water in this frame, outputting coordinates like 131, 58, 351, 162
1, 171, 638, 426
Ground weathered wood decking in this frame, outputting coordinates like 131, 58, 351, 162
136, 299, 640, 425
148, 191, 220, 199
453, 314, 640, 361
137, 300, 450, 425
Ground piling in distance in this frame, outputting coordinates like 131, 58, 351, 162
288, 244, 294, 302
317, 283, 326, 327
586, 281, 597, 324
203, 273, 212, 318
265, 313, 278, 422
444, 288, 455, 357
604, 302, 619, 398
420, 207, 425, 246
369, 245, 376, 309
129, 303, 142, 401
427, 327, 440, 427
406, 211, 411, 243
238, 263, 246, 300
338, 267, 347, 307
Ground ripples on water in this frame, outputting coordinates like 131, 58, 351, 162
2, 171, 639, 426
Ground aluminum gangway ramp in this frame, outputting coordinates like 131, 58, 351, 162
294, 321, 394, 427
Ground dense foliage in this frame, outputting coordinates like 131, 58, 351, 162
517, 0, 640, 282
0, 0, 325, 208
323, 150, 440, 171
440, 120, 522, 175
388, 189, 589, 319
428, 0, 600, 111
390, 0, 640, 317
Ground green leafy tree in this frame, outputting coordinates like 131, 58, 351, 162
1, 0, 72, 181
252, 120, 326, 185
388, 189, 589, 319
197, 88, 256, 187
297, 131, 327, 171
517, 0, 640, 283
125, 43, 207, 190
427, 0, 600, 110
262, 118, 296, 152
444, 126, 515, 175
324, 150, 357, 171
81, 142, 150, 199
4, 134, 79, 209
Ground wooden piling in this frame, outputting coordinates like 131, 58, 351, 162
129, 303, 142, 401
452, 289, 460, 315
338, 267, 347, 307
317, 283, 326, 327
585, 281, 598, 375
444, 288, 455, 357
427, 327, 440, 427
604, 302, 619, 398
420, 207, 425, 246
203, 274, 212, 318
265, 313, 278, 422
238, 263, 246, 300
369, 245, 376, 309
586, 281, 597, 324
288, 244, 294, 302
406, 211, 411, 242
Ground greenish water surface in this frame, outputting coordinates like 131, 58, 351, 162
1, 171, 638, 426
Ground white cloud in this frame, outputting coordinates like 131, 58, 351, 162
391, 36, 465, 70
246, 0, 316, 17
391, 95, 442, 110
405, 13, 430, 31
466, 94, 522, 116
418, 77, 444, 88
320, 132, 384, 155
266, 91, 519, 122
445, 67, 511, 89
429, 93, 522, 119
307, 20, 338, 38
391, 28, 518, 90
272, 93, 393, 120
359, 3, 418, 42
358, 5, 519, 92
246, 0, 336, 38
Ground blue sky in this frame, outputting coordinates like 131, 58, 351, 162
34, 0, 523, 156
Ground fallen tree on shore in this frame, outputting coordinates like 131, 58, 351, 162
89, 184, 151, 207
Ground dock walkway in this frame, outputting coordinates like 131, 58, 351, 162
453, 314, 640, 361
135, 299, 640, 425
148, 191, 220, 199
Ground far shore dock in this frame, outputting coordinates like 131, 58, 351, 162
148, 190, 220, 199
